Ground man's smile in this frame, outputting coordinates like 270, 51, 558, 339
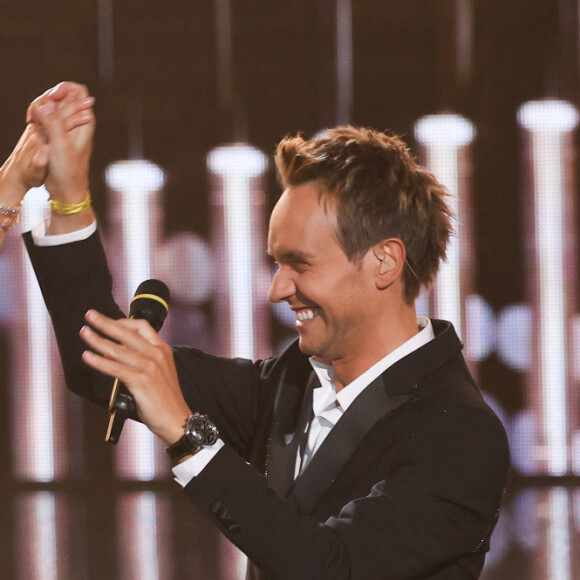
294, 307, 320, 326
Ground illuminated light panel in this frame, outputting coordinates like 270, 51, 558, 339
105, 160, 165, 300
16, 188, 57, 481
546, 488, 572, 580
496, 303, 532, 371
517, 100, 579, 132
118, 492, 172, 580
518, 99, 579, 475
105, 161, 167, 481
414, 114, 476, 339
335, 0, 353, 125
17, 492, 61, 580
208, 145, 268, 359
464, 294, 496, 362
208, 145, 268, 580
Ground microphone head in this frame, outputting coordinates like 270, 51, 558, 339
129, 279, 170, 332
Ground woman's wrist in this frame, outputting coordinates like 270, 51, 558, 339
0, 161, 28, 206
0, 169, 25, 232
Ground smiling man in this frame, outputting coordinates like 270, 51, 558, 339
23, 83, 509, 580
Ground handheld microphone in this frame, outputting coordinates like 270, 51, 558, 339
105, 279, 170, 444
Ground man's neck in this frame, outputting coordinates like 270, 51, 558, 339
331, 306, 420, 392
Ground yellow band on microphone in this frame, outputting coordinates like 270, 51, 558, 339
131, 293, 169, 312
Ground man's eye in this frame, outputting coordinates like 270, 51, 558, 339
292, 261, 308, 272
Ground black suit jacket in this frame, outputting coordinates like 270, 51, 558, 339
25, 230, 510, 580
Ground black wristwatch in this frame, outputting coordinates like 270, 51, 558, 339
166, 412, 219, 464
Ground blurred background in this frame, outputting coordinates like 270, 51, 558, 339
0, 1, 579, 578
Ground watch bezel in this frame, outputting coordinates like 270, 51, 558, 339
166, 412, 219, 463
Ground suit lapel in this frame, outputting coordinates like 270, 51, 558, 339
288, 373, 411, 514
266, 371, 317, 497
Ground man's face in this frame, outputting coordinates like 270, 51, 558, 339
267, 182, 375, 364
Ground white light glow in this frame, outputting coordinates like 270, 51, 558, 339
517, 100, 579, 132
20, 188, 55, 481
547, 488, 571, 580
208, 145, 268, 359
106, 160, 165, 191
119, 492, 171, 580
518, 99, 578, 476
20, 492, 59, 580
414, 114, 475, 338
224, 173, 255, 358
414, 114, 475, 147
465, 294, 496, 362
134, 493, 161, 580
107, 161, 165, 481
534, 131, 568, 475
208, 145, 268, 178
497, 304, 532, 371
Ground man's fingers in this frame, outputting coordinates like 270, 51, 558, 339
79, 324, 154, 377
82, 348, 138, 385
62, 108, 96, 133
84, 310, 163, 347
49, 81, 90, 102
26, 82, 91, 124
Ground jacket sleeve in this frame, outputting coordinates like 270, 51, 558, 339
182, 405, 509, 580
23, 229, 273, 454
24, 230, 123, 407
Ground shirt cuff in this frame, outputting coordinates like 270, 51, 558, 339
31, 218, 97, 247
172, 439, 225, 487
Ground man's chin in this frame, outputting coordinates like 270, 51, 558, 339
297, 336, 317, 356
297, 337, 332, 364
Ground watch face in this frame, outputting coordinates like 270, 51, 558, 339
166, 413, 219, 463
187, 413, 219, 447
185, 429, 204, 449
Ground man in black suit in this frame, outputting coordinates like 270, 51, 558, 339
24, 82, 509, 579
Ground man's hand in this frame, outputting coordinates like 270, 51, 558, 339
28, 82, 95, 201
79, 310, 192, 446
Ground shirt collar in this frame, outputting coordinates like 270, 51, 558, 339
309, 316, 434, 413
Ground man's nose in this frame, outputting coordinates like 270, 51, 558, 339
268, 267, 296, 303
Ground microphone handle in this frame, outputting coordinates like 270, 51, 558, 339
106, 378, 137, 445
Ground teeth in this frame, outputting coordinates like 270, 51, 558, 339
296, 309, 315, 322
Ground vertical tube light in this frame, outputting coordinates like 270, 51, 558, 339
335, 0, 353, 125
118, 492, 172, 580
517, 100, 579, 475
13, 187, 68, 481
207, 144, 269, 360
207, 144, 268, 580
105, 160, 172, 580
16, 492, 72, 580
535, 488, 573, 580
105, 160, 167, 481
414, 114, 476, 340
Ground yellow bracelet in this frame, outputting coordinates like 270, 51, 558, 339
49, 194, 92, 215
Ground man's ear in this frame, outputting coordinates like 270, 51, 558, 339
375, 251, 396, 274
372, 239, 406, 288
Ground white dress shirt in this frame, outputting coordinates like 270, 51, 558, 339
296, 317, 434, 477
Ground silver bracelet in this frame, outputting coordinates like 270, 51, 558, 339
0, 200, 23, 231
